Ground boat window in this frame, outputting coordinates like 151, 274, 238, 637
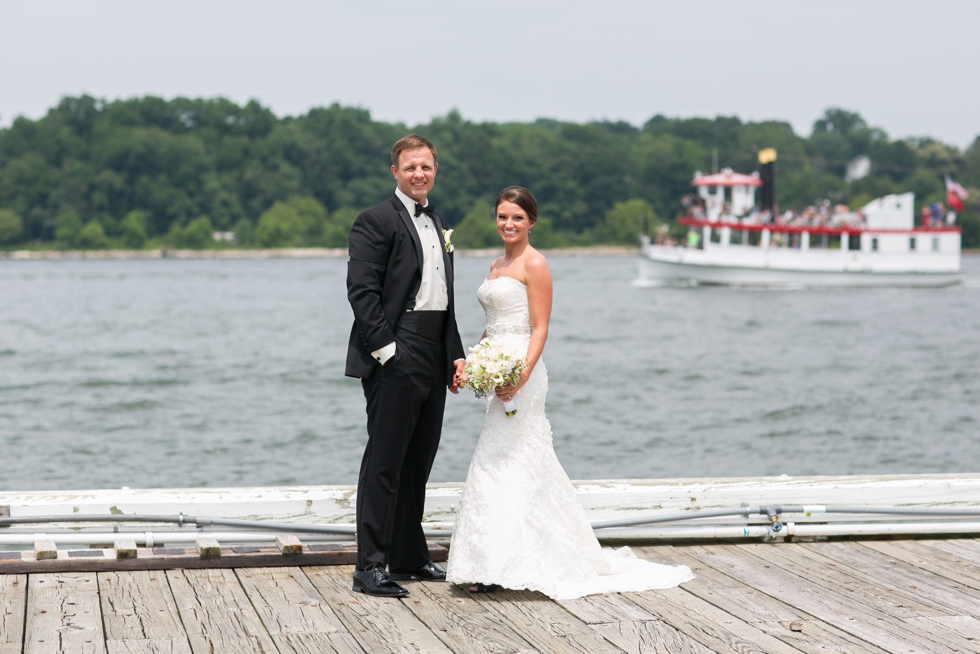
709, 228, 721, 244
871, 237, 879, 251
747, 230, 761, 247
848, 235, 861, 251
909, 237, 916, 251
828, 235, 841, 250
932, 237, 939, 252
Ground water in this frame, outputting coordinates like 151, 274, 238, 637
1, 255, 978, 491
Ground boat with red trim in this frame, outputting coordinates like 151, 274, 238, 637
638, 168, 962, 287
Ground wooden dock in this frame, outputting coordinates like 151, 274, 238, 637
4, 538, 980, 653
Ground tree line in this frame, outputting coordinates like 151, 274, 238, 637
0, 96, 977, 250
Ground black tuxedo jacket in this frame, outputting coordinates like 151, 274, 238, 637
345, 194, 465, 381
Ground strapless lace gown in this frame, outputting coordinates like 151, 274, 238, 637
446, 276, 694, 599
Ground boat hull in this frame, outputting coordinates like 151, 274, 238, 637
638, 255, 964, 288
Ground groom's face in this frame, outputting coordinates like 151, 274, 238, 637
392, 148, 438, 204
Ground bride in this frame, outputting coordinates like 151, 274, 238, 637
446, 187, 694, 599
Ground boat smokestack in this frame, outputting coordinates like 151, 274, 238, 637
758, 148, 776, 212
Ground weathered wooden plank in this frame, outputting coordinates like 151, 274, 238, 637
98, 571, 189, 654
33, 543, 56, 561
801, 541, 980, 617
553, 575, 720, 653
105, 640, 191, 654
471, 588, 622, 654
634, 545, 889, 654
860, 539, 980, 591
742, 542, 947, 618
921, 537, 980, 566
557, 590, 658, 625
25, 572, 106, 654
557, 590, 717, 654
0, 575, 26, 654
623, 585, 801, 654
758, 540, 980, 649
686, 543, 971, 654
910, 614, 980, 641
235, 567, 363, 654
589, 620, 716, 654
166, 568, 278, 654
113, 541, 137, 560
275, 535, 303, 555
193, 539, 220, 559
304, 564, 453, 654
399, 580, 537, 654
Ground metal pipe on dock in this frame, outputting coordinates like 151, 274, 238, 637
8, 505, 980, 546
595, 520, 980, 542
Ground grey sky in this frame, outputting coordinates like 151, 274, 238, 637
2, 0, 978, 147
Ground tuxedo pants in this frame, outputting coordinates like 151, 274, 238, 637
356, 329, 447, 570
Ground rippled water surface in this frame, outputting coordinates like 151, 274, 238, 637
1, 255, 978, 490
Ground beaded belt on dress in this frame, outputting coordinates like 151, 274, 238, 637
486, 324, 533, 336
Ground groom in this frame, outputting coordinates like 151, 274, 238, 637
345, 134, 466, 597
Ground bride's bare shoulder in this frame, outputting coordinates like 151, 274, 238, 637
522, 248, 551, 282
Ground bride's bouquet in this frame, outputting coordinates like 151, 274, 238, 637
462, 338, 526, 416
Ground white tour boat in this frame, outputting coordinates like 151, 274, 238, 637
638, 169, 963, 287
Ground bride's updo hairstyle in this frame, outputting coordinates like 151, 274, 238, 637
495, 186, 537, 224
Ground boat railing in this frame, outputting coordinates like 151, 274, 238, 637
677, 217, 961, 236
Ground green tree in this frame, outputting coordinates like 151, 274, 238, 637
164, 223, 183, 248
452, 200, 499, 249
322, 207, 359, 248
232, 218, 254, 246
528, 216, 565, 249
593, 199, 658, 244
54, 211, 83, 248
255, 196, 326, 247
959, 209, 979, 249
77, 221, 108, 249
178, 216, 214, 249
0, 209, 24, 244
2, 95, 980, 250
119, 210, 148, 248
963, 136, 980, 188
812, 108, 867, 137
905, 169, 944, 211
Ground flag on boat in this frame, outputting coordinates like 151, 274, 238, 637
946, 175, 968, 212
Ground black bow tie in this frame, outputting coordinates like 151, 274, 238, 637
414, 204, 435, 218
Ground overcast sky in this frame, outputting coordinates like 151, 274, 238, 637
2, 0, 978, 148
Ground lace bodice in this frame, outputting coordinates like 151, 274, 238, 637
477, 277, 533, 337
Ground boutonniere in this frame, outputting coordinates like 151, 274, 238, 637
442, 228, 454, 253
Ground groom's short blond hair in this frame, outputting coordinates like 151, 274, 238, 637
391, 135, 438, 168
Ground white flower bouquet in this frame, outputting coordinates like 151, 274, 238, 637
462, 338, 526, 416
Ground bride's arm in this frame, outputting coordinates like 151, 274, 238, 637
523, 255, 552, 375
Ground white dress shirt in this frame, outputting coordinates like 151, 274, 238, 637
371, 188, 449, 365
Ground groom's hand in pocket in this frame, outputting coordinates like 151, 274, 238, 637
449, 359, 465, 394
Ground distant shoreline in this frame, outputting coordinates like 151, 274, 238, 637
0, 245, 641, 260
2, 246, 975, 261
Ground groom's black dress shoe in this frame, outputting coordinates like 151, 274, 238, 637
352, 566, 409, 597
388, 561, 447, 582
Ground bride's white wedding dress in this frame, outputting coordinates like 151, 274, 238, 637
446, 276, 694, 600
